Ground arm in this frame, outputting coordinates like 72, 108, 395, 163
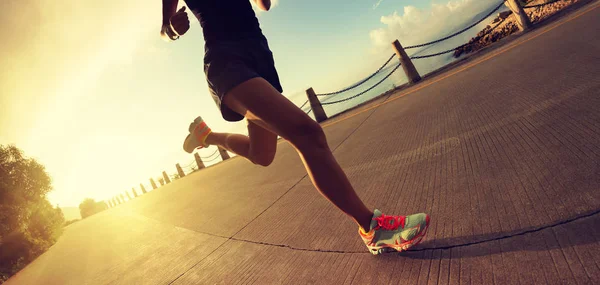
253, 0, 271, 11
161, 0, 179, 41
161, 0, 190, 42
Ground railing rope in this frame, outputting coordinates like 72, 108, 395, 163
316, 54, 396, 96
411, 16, 507, 59
321, 63, 402, 106
403, 1, 506, 49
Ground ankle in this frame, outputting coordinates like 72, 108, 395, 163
358, 214, 373, 233
204, 132, 216, 145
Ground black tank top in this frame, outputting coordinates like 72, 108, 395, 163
184, 0, 265, 46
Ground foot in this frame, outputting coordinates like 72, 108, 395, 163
359, 209, 430, 255
183, 116, 212, 153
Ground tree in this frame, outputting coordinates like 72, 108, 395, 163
0, 145, 65, 282
78, 198, 107, 219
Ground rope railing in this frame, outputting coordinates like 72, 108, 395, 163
183, 160, 196, 168
203, 154, 222, 163
201, 149, 219, 159
403, 1, 506, 50
321, 63, 402, 106
410, 16, 506, 60
316, 53, 396, 96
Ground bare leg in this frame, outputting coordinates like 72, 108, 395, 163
205, 121, 277, 167
223, 78, 373, 231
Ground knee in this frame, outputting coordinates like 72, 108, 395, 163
288, 120, 328, 150
250, 150, 275, 167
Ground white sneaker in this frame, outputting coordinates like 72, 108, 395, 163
183, 116, 212, 153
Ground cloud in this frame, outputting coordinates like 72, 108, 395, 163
369, 0, 499, 51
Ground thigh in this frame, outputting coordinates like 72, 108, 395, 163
247, 119, 277, 155
222, 77, 316, 141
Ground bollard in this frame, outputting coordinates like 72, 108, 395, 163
218, 146, 230, 160
125, 191, 132, 200
176, 163, 186, 178
150, 178, 157, 189
505, 0, 531, 31
305, 87, 327, 123
132, 187, 138, 197
140, 183, 147, 194
194, 153, 206, 170
163, 171, 171, 184
158, 178, 165, 186
392, 40, 421, 84
120, 193, 126, 202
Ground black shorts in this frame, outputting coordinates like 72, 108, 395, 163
204, 37, 283, 122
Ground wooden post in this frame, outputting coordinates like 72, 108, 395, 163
194, 153, 205, 169
158, 178, 165, 186
125, 191, 131, 200
150, 178, 157, 189
132, 187, 138, 197
392, 40, 421, 84
140, 183, 147, 194
163, 171, 171, 184
505, 0, 531, 31
115, 196, 121, 204
306, 87, 327, 123
176, 163, 186, 178
120, 193, 126, 202
218, 146, 230, 160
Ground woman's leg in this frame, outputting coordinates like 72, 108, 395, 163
204, 120, 277, 167
223, 77, 374, 231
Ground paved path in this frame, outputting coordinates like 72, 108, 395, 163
7, 2, 600, 284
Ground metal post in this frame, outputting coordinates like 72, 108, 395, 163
505, 0, 531, 31
194, 153, 206, 169
150, 178, 157, 189
392, 40, 421, 84
163, 171, 171, 184
218, 146, 230, 160
306, 87, 327, 123
176, 163, 186, 178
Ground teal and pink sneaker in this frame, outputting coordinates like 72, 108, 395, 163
183, 116, 212, 153
359, 209, 430, 255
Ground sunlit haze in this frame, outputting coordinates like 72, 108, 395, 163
0, 0, 499, 206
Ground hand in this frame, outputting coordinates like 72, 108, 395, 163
169, 6, 190, 37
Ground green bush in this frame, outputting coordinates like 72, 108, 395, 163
78, 198, 108, 219
0, 145, 65, 283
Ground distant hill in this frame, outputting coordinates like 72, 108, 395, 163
61, 207, 81, 221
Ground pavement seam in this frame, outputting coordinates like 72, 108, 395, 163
222, 209, 600, 254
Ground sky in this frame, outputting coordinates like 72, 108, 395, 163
0, 0, 500, 207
